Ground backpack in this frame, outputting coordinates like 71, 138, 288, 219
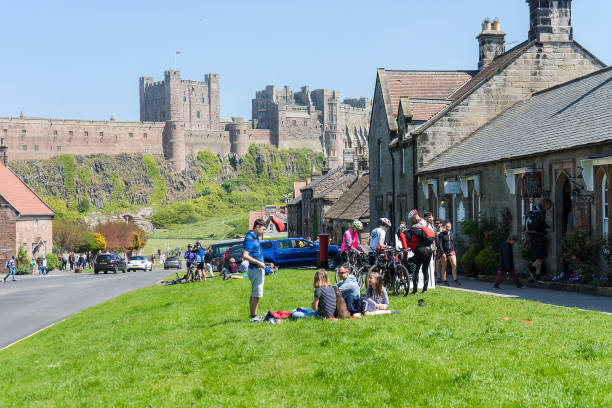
526, 208, 545, 234
4, 260, 9, 268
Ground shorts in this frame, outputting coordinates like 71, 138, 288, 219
248, 266, 265, 298
442, 251, 456, 257
197, 262, 205, 270
530, 237, 547, 259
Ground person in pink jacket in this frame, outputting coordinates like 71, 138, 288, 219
340, 220, 365, 263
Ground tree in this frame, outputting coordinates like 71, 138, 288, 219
93, 221, 146, 253
93, 233, 107, 252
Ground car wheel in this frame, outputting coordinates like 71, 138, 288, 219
327, 255, 339, 270
113, 266, 118, 274
104, 271, 108, 274
94, 270, 99, 274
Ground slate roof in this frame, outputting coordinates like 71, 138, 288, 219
419, 67, 612, 174
324, 174, 370, 221
301, 166, 344, 195
314, 174, 357, 200
0, 163, 55, 216
381, 70, 475, 123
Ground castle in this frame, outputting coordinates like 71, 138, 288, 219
0, 70, 371, 172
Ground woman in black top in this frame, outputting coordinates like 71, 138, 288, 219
437, 222, 461, 286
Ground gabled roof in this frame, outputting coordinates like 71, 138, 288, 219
419, 67, 612, 174
314, 174, 357, 200
378, 69, 475, 129
0, 163, 55, 216
324, 174, 370, 221
301, 166, 344, 194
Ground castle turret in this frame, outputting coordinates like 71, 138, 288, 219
162, 121, 186, 172
477, 19, 506, 71
227, 118, 249, 156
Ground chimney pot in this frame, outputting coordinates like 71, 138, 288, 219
482, 20, 492, 32
492, 20, 501, 31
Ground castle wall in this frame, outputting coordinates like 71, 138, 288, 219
0, 117, 164, 161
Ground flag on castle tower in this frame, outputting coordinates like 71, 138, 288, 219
175, 51, 181, 55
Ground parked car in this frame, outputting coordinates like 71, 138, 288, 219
127, 255, 152, 272
210, 239, 242, 271
164, 256, 182, 270
261, 238, 341, 269
223, 244, 244, 270
94, 253, 127, 274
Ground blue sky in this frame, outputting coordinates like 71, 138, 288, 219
1, 0, 609, 121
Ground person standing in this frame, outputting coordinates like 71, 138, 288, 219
3, 256, 16, 282
494, 235, 524, 289
423, 212, 437, 288
204, 247, 214, 277
29, 258, 36, 275
69, 253, 75, 271
433, 219, 443, 284
400, 210, 435, 294
526, 198, 552, 284
62, 254, 68, 271
242, 218, 270, 320
438, 222, 461, 286
369, 218, 391, 264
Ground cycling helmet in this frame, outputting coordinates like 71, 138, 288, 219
187, 244, 193, 248
352, 220, 363, 230
380, 217, 392, 227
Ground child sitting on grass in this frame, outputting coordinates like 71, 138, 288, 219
361, 271, 397, 316
312, 269, 336, 318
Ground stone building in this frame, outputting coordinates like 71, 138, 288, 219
324, 174, 370, 247
0, 161, 55, 262
417, 67, 612, 274
2, 70, 370, 173
253, 85, 371, 165
369, 0, 606, 232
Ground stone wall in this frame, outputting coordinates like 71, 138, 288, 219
16, 217, 53, 259
0, 198, 18, 261
0, 117, 165, 161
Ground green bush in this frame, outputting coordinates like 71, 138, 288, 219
15, 247, 30, 275
460, 247, 479, 276
150, 202, 199, 228
58, 154, 76, 196
196, 151, 221, 178
38, 253, 59, 272
474, 248, 498, 275
78, 197, 91, 213
227, 214, 249, 237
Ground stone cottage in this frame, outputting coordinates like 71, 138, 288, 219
0, 161, 55, 263
417, 67, 612, 274
369, 0, 606, 232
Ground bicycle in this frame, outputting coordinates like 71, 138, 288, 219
335, 250, 369, 290
185, 262, 196, 282
368, 248, 414, 296
163, 272, 187, 286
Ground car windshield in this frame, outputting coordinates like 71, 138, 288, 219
129, 256, 146, 261
166, 257, 178, 261
97, 255, 112, 262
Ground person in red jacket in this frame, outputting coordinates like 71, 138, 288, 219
400, 210, 435, 294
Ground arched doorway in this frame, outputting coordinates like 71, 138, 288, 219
554, 172, 572, 274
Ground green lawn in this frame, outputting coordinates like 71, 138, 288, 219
1, 270, 610, 407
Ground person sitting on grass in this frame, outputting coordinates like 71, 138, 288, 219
223, 258, 240, 280
312, 269, 336, 318
360, 271, 398, 316
335, 264, 361, 313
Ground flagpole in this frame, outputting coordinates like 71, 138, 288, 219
174, 52, 176, 70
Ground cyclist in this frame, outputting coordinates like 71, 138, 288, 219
194, 241, 206, 282
400, 210, 435, 294
184, 244, 196, 281
340, 220, 365, 263
369, 217, 391, 265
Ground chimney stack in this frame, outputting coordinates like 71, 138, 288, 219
527, 0, 573, 43
0, 144, 7, 167
477, 19, 506, 71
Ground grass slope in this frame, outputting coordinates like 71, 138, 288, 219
1, 270, 610, 407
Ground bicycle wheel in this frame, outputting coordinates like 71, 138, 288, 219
393, 264, 410, 296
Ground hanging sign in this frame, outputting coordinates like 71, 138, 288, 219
522, 172, 543, 198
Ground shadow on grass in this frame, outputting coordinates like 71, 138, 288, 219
208, 319, 243, 328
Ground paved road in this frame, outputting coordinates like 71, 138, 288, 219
0, 269, 173, 349
444, 277, 612, 314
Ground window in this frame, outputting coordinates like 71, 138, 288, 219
56, 146, 61, 151
3, 129, 7, 136
603, 174, 609, 237
401, 147, 406, 175
304, 120, 307, 126
68, 130, 73, 138
292, 120, 296, 126
129, 132, 134, 138
99, 132, 104, 142
53, 130, 58, 139
183, 96, 186, 102
84, 131, 89, 144
196, 111, 200, 119
114, 135, 118, 142
331, 134, 336, 140
34, 145, 39, 151
33, 219, 38, 228
22, 145, 27, 151
201, 97, 205, 103
22, 129, 26, 136
144, 133, 148, 139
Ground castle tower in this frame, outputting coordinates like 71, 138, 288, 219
162, 121, 186, 172
205, 73, 220, 133
477, 19, 506, 70
527, 0, 573, 43
228, 118, 249, 156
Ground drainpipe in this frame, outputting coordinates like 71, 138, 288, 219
412, 135, 418, 209
389, 137, 396, 234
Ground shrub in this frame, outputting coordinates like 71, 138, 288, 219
93, 221, 147, 253
474, 248, 498, 275
77, 197, 91, 213
562, 229, 598, 278
40, 253, 59, 271
93, 233, 107, 251
15, 247, 30, 275
460, 247, 479, 276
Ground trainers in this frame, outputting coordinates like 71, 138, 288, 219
493, 285, 501, 290
453, 280, 462, 287
443, 281, 450, 287
250, 316, 266, 323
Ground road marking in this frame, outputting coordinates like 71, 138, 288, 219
0, 319, 66, 352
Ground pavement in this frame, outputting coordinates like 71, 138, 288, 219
439, 276, 612, 314
0, 269, 173, 349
